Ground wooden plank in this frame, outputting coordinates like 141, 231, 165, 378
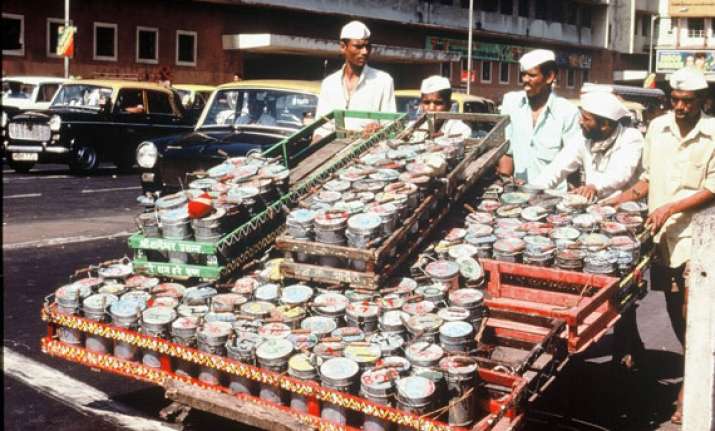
288, 138, 351, 185
280, 261, 379, 289
276, 236, 375, 260
163, 379, 308, 431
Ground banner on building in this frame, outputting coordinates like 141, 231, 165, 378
656, 50, 715, 74
56, 25, 76, 57
425, 36, 591, 69
668, 0, 715, 17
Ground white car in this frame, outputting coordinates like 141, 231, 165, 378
2, 76, 67, 151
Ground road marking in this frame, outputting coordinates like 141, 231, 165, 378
3, 230, 134, 250
3, 174, 72, 181
4, 347, 180, 431
81, 186, 141, 194
3, 193, 42, 199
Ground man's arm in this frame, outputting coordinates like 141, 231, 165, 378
646, 189, 715, 235
530, 137, 583, 190
602, 179, 650, 206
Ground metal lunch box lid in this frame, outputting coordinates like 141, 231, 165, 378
211, 293, 248, 311
323, 179, 352, 193
601, 221, 628, 236
288, 353, 320, 380
183, 286, 218, 305
152, 282, 186, 299
587, 204, 617, 219
398, 171, 430, 187
125, 275, 160, 290
97, 282, 126, 296
425, 260, 460, 280
97, 263, 133, 279
347, 213, 382, 233
439, 321, 474, 339
256, 338, 294, 365
110, 299, 143, 321
579, 232, 609, 250
312, 292, 348, 315
556, 248, 586, 261
313, 341, 347, 359
227, 185, 260, 204
315, 190, 342, 205
466, 211, 494, 225
376, 294, 405, 311
226, 331, 263, 360
545, 212, 572, 226
344, 342, 382, 365
438, 356, 478, 377
150, 296, 179, 309
197, 321, 233, 345
494, 226, 526, 239
457, 257, 484, 281
320, 357, 359, 386
338, 168, 367, 182
402, 300, 436, 316
120, 290, 151, 310
361, 367, 399, 398
465, 233, 497, 247
259, 164, 290, 180
496, 205, 523, 218
366, 202, 399, 218
155, 192, 188, 210
189, 178, 218, 190
83, 293, 119, 313
301, 316, 338, 336
171, 316, 199, 337
521, 206, 549, 222
396, 375, 436, 404
232, 277, 260, 296
414, 285, 446, 301
346, 301, 380, 321
380, 310, 409, 330
159, 207, 189, 223
273, 304, 307, 322
493, 237, 527, 254
287, 208, 316, 227
230, 164, 259, 180
614, 212, 644, 228
376, 356, 412, 375
205, 312, 238, 323
392, 277, 418, 293
240, 301, 276, 318
521, 222, 553, 236
280, 284, 313, 305
254, 283, 280, 303
142, 305, 177, 326
500, 192, 531, 206
332, 326, 365, 343
55, 283, 92, 307
386, 148, 417, 161
484, 183, 504, 195
444, 228, 467, 243
406, 313, 443, 334
617, 201, 647, 214
585, 249, 618, 265
333, 199, 366, 215
177, 304, 209, 318
562, 193, 590, 209
572, 213, 599, 229
314, 210, 349, 229
206, 162, 232, 178
367, 332, 404, 353
385, 181, 418, 195
551, 226, 581, 241
405, 162, 434, 177
495, 217, 523, 230
193, 207, 226, 225
369, 168, 401, 182
524, 235, 555, 252
258, 322, 292, 340
352, 179, 387, 194
608, 235, 640, 251
466, 223, 493, 237
405, 342, 444, 367
447, 244, 478, 260
448, 288, 485, 308
438, 306, 471, 322
286, 331, 318, 350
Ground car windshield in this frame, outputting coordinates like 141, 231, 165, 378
51, 84, 113, 109
2, 81, 36, 99
396, 96, 459, 120
202, 88, 317, 130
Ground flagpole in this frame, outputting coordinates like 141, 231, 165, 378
467, 0, 474, 95
64, 0, 69, 78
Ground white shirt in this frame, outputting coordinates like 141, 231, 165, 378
409, 118, 472, 142
531, 124, 644, 200
315, 64, 396, 138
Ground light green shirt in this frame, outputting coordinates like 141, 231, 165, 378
500, 90, 583, 190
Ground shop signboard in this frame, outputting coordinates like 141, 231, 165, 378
656, 50, 715, 75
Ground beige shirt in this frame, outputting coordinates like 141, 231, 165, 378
641, 111, 715, 268
408, 118, 473, 142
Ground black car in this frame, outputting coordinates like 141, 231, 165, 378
5, 79, 193, 173
136, 80, 319, 204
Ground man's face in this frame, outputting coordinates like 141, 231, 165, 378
671, 89, 702, 122
520, 66, 554, 98
340, 39, 371, 68
419, 92, 450, 113
579, 110, 609, 141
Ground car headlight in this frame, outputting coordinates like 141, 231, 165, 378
49, 115, 62, 131
1, 112, 7, 128
137, 141, 158, 169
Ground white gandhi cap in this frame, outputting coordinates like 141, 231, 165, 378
420, 76, 451, 94
670, 67, 708, 91
519, 49, 556, 71
340, 21, 371, 40
580, 92, 629, 122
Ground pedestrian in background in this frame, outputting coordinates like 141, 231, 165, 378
407, 75, 471, 141
605, 67, 715, 425
497, 49, 583, 190
158, 66, 172, 88
313, 20, 396, 141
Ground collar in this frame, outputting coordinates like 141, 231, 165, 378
342, 64, 371, 87
590, 124, 622, 154
664, 111, 714, 142
518, 90, 556, 116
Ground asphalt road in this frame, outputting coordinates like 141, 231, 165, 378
2, 162, 685, 431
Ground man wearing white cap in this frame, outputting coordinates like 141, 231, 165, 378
314, 20, 396, 140
605, 67, 714, 425
408, 75, 472, 141
497, 48, 582, 190
531, 91, 644, 201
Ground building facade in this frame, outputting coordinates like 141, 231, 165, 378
1, 0, 657, 101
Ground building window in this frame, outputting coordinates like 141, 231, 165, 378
500, 0, 513, 15
481, 0, 498, 13
566, 69, 576, 88
687, 18, 705, 38
136, 26, 158, 64
481, 61, 492, 83
93, 22, 117, 61
499, 62, 510, 84
440, 62, 453, 79
47, 18, 66, 58
2, 13, 24, 56
518, 0, 529, 17
535, 0, 547, 20
176, 30, 197, 66
581, 7, 592, 28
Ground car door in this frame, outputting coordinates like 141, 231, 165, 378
146, 90, 188, 139
114, 88, 151, 158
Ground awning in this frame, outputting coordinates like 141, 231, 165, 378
222, 33, 461, 63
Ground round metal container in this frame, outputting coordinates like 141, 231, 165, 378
313, 341, 347, 361
361, 366, 399, 402
152, 282, 186, 299
424, 260, 460, 290
344, 342, 382, 369
109, 299, 142, 328
405, 313, 443, 343
141, 305, 176, 335
205, 311, 237, 323
211, 293, 247, 313
256, 338, 293, 373
405, 341, 444, 367
439, 321, 475, 353
395, 376, 436, 413
438, 306, 471, 322
301, 316, 338, 337
125, 275, 160, 291
151, 296, 179, 309
583, 250, 618, 275
332, 326, 365, 343
97, 282, 126, 297
345, 302, 380, 333
197, 320, 232, 348
288, 352, 320, 380
402, 300, 436, 316
254, 283, 280, 304
183, 286, 217, 305
367, 332, 405, 357
55, 283, 92, 311
155, 192, 188, 212
493, 237, 526, 262
438, 356, 479, 426
272, 305, 307, 329
240, 301, 276, 319
320, 357, 359, 390
376, 294, 405, 312
367, 203, 399, 236
312, 292, 348, 320
375, 356, 412, 375
379, 310, 409, 333
257, 322, 292, 340
556, 249, 586, 271
171, 316, 199, 340
232, 276, 259, 297
466, 211, 494, 225
286, 209, 315, 239
286, 331, 318, 351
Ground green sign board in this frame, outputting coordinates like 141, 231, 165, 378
128, 233, 217, 254
133, 258, 223, 280
656, 50, 715, 74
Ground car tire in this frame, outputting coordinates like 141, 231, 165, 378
69, 144, 99, 174
8, 159, 35, 174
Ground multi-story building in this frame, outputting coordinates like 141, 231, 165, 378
1, 0, 665, 101
654, 0, 715, 83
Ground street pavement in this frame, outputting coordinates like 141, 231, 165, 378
3, 162, 685, 430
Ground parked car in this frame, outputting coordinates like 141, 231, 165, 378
137, 79, 320, 204
172, 84, 216, 123
2, 76, 66, 152
396, 89, 498, 138
5, 79, 193, 173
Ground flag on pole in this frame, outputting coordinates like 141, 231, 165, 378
56, 25, 76, 57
